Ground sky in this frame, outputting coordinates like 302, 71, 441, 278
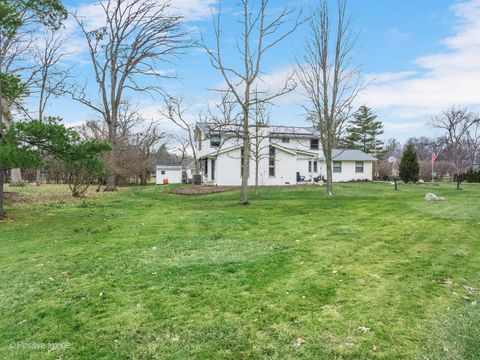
34, 0, 480, 143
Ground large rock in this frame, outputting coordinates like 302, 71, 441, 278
425, 193, 445, 201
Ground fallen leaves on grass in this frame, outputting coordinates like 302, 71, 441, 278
169, 186, 236, 196
293, 338, 305, 347
463, 285, 478, 294
357, 326, 370, 333
440, 278, 453, 286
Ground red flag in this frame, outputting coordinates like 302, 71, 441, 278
432, 152, 438, 164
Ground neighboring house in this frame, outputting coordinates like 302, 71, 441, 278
156, 165, 183, 184
195, 122, 376, 186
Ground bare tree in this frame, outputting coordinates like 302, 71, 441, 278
161, 96, 201, 175
296, 0, 361, 196
465, 119, 480, 169
203, 0, 300, 204
33, 30, 70, 121
31, 30, 71, 185
251, 94, 270, 196
68, 0, 188, 191
131, 121, 166, 185
429, 107, 476, 175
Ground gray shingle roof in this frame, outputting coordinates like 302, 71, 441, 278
196, 122, 319, 137
331, 149, 377, 161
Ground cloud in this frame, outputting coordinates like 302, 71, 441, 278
358, 0, 480, 118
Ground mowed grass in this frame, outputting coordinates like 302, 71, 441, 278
0, 182, 479, 359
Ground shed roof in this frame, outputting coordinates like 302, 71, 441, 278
156, 165, 183, 170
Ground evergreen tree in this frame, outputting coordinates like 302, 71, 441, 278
341, 106, 384, 155
399, 143, 420, 182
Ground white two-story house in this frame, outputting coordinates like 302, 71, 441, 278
195, 122, 376, 186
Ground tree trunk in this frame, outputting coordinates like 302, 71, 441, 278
255, 157, 259, 197
0, 163, 5, 219
10, 168, 23, 186
240, 135, 250, 205
105, 122, 117, 191
36, 169, 42, 186
325, 152, 333, 196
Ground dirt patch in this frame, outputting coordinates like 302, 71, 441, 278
169, 186, 237, 196
3, 192, 28, 203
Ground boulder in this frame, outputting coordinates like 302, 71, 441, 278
417, 179, 425, 184
425, 193, 445, 201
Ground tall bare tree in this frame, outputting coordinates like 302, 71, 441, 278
161, 96, 201, 175
296, 0, 361, 196
33, 30, 70, 121
465, 118, 480, 169
203, 0, 300, 204
68, 0, 188, 191
251, 94, 270, 196
429, 107, 476, 175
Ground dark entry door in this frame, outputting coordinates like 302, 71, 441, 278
211, 159, 215, 181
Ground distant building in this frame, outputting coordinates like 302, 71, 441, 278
156, 165, 183, 184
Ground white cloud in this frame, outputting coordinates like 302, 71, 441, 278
358, 0, 480, 118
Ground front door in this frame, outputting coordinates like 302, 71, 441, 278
211, 159, 215, 181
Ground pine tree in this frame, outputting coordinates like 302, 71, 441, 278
399, 143, 420, 182
341, 106, 384, 155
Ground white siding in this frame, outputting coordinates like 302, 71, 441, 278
329, 161, 373, 182
156, 168, 183, 184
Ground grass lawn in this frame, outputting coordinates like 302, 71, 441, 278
0, 182, 479, 359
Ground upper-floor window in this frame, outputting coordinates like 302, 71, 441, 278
281, 137, 289, 143
269, 146, 276, 177
310, 139, 319, 150
210, 134, 221, 147
355, 161, 364, 173
333, 161, 342, 173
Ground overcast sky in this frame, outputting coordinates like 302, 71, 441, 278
35, 0, 480, 142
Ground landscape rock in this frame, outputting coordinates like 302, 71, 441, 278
425, 193, 445, 201
417, 179, 425, 184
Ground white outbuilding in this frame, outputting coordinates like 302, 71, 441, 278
156, 165, 183, 185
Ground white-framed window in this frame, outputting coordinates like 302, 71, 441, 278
161, 170, 165, 175
355, 161, 364, 173
310, 139, 319, 150
333, 161, 342, 173
281, 137, 289, 143
308, 161, 318, 173
269, 146, 276, 177
210, 134, 221, 147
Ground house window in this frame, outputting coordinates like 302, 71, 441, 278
333, 161, 342, 173
210, 134, 221, 147
355, 161, 364, 173
308, 161, 318, 173
281, 137, 289, 143
161, 170, 165, 175
269, 146, 276, 177
310, 139, 319, 150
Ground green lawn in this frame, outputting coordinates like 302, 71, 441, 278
0, 183, 479, 359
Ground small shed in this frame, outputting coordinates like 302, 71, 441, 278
156, 165, 183, 185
